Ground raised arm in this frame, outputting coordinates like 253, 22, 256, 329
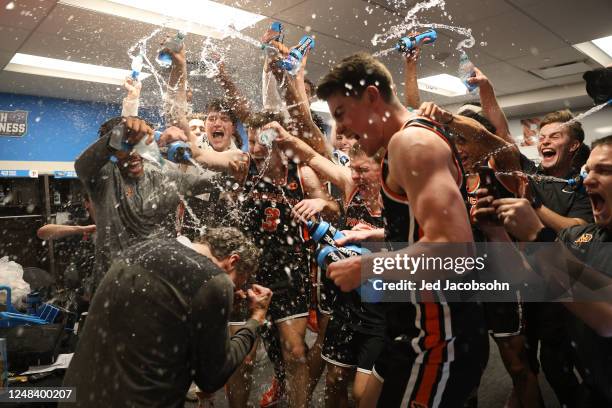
121, 77, 141, 117
404, 48, 421, 110
215, 59, 251, 123
467, 67, 513, 144
265, 121, 352, 198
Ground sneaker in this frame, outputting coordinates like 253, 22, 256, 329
260, 377, 283, 407
307, 308, 319, 333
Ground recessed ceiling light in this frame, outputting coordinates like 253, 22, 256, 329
58, 0, 266, 39
4, 53, 151, 85
594, 125, 612, 135
573, 35, 612, 67
417, 74, 467, 97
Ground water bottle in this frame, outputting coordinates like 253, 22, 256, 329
307, 220, 365, 262
166, 141, 193, 163
279, 35, 315, 75
458, 51, 478, 93
396, 29, 437, 54
156, 31, 187, 68
26, 292, 41, 316
258, 128, 278, 147
130, 53, 144, 80
133, 131, 164, 167
333, 150, 350, 167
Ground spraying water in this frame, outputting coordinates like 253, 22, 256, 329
561, 100, 611, 129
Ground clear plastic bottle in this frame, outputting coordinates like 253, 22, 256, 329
258, 128, 278, 147
458, 51, 478, 93
133, 131, 164, 167
156, 31, 187, 68
130, 53, 144, 80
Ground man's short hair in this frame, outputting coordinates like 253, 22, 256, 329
245, 111, 283, 130
196, 227, 260, 277
540, 110, 585, 143
592, 135, 612, 149
458, 108, 497, 134
205, 99, 238, 125
188, 112, 206, 122
348, 143, 384, 163
316, 52, 395, 103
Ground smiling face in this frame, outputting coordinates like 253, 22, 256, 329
326, 89, 384, 156
115, 150, 144, 179
205, 110, 235, 152
334, 130, 359, 153
538, 122, 580, 177
583, 143, 612, 229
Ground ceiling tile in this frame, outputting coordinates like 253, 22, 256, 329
475, 60, 550, 93
0, 0, 56, 31
468, 9, 567, 60
511, 0, 612, 44
0, 25, 30, 53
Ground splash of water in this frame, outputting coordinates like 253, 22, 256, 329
190, 37, 223, 79
223, 25, 264, 49
561, 100, 611, 129
371, 0, 475, 57
373, 23, 474, 57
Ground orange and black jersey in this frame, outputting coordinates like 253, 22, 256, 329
333, 190, 386, 335
241, 156, 308, 254
379, 117, 486, 356
341, 188, 383, 231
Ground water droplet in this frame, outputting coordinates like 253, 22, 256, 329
5, 2, 15, 10
311, 13, 316, 19
479, 41, 487, 46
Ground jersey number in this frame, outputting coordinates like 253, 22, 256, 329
262, 207, 281, 232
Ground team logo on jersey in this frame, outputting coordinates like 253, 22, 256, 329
574, 233, 593, 244
288, 181, 299, 190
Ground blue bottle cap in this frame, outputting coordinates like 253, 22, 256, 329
317, 245, 340, 269
310, 221, 330, 243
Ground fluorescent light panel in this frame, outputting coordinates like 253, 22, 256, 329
59, 0, 266, 39
592, 35, 612, 58
5, 53, 151, 86
417, 74, 467, 97
573, 35, 612, 67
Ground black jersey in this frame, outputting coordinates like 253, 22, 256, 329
342, 188, 383, 231
557, 223, 612, 403
379, 117, 486, 358
331, 190, 386, 335
242, 156, 308, 258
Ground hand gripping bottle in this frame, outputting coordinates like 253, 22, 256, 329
279, 35, 315, 76
165, 141, 193, 164
156, 31, 187, 68
458, 50, 478, 93
396, 29, 437, 54
307, 220, 368, 268
258, 128, 278, 147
